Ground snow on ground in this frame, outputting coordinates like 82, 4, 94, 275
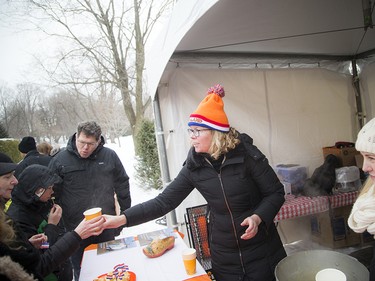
105, 136, 167, 237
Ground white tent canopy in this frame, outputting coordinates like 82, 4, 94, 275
145, 0, 375, 224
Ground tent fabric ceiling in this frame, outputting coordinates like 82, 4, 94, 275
146, 0, 375, 98
175, 0, 375, 57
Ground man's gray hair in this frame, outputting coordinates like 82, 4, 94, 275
77, 121, 102, 140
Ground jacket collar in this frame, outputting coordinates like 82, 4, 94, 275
185, 133, 251, 170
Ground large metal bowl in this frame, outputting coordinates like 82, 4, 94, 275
275, 250, 369, 281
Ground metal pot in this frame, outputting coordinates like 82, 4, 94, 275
275, 250, 369, 281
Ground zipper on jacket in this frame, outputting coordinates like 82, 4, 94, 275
204, 156, 246, 274
217, 174, 246, 274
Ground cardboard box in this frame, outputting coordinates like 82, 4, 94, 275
322, 146, 359, 167
310, 205, 361, 248
355, 154, 364, 169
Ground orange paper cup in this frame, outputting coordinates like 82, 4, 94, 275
83, 207, 102, 220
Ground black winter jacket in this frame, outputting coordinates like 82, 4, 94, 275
7, 164, 73, 281
7, 164, 61, 244
0, 217, 81, 281
48, 134, 131, 242
124, 133, 286, 280
15, 150, 51, 178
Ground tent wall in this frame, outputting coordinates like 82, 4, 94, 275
360, 61, 375, 120
157, 66, 374, 223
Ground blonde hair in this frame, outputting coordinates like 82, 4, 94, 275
208, 127, 240, 160
37, 142, 53, 155
358, 177, 374, 196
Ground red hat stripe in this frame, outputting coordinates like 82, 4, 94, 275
188, 84, 230, 132
189, 114, 229, 128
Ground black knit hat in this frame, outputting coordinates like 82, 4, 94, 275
18, 136, 37, 153
0, 152, 17, 176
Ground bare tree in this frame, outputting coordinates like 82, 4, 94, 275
24, 0, 174, 150
0, 85, 16, 134
13, 83, 42, 137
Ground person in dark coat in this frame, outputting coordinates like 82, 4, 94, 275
48, 121, 132, 280
7, 164, 72, 281
0, 152, 105, 281
15, 136, 52, 178
102, 85, 287, 281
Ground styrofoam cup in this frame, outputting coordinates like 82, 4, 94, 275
315, 268, 346, 281
182, 248, 196, 275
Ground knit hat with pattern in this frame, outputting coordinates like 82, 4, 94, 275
188, 84, 230, 132
356, 117, 375, 154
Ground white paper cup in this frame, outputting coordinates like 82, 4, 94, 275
182, 248, 197, 275
315, 268, 346, 281
83, 207, 102, 220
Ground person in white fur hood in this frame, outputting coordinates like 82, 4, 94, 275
348, 117, 375, 281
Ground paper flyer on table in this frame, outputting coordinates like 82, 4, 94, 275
97, 236, 137, 255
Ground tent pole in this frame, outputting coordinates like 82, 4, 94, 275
152, 89, 178, 229
351, 59, 365, 128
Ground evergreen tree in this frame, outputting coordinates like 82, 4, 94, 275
134, 120, 162, 190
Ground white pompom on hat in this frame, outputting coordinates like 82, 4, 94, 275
355, 117, 375, 154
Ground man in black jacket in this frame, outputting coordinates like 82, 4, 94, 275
48, 121, 131, 280
15, 136, 51, 178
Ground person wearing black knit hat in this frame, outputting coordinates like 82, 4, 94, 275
18, 136, 37, 154
0, 153, 17, 177
15, 137, 51, 178
0, 153, 18, 202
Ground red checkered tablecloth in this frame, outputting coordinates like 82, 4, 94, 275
274, 195, 329, 222
274, 191, 359, 222
328, 191, 359, 208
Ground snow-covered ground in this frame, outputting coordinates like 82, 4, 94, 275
105, 136, 167, 237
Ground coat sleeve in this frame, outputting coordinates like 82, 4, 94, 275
244, 146, 285, 227
112, 152, 131, 212
37, 231, 81, 277
124, 167, 195, 227
43, 223, 64, 246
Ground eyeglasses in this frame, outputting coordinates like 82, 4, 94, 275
187, 128, 211, 137
35, 186, 53, 197
77, 139, 98, 147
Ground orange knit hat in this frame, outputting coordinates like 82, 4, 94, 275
188, 84, 230, 132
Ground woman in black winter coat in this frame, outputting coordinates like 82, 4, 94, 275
0, 153, 105, 281
103, 85, 287, 281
